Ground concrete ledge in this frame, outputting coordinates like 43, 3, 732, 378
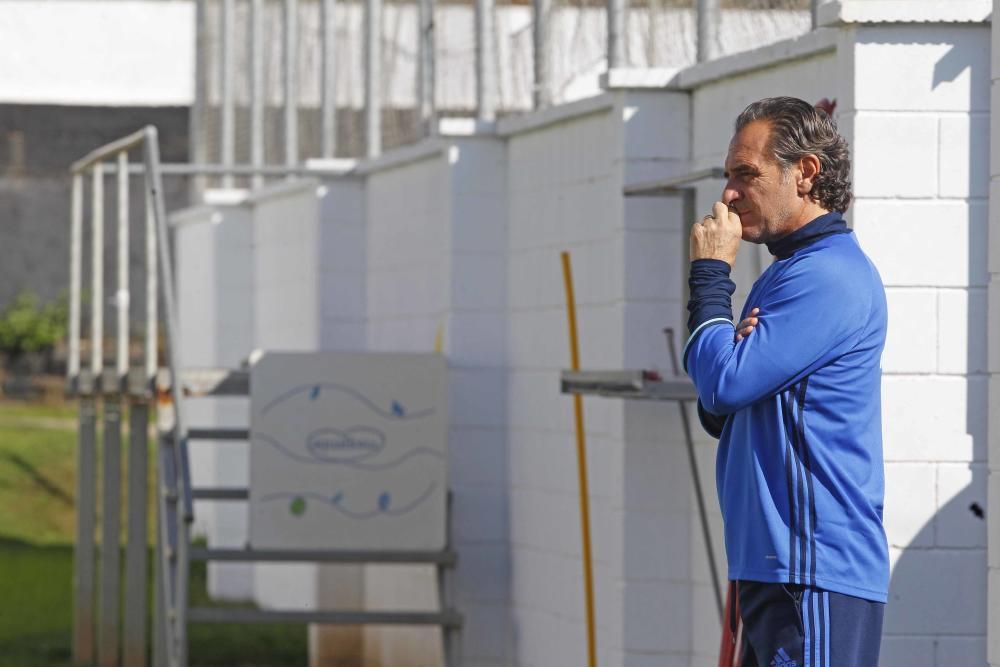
438, 117, 498, 137
674, 28, 838, 90
246, 177, 321, 205
353, 139, 450, 176
601, 68, 681, 90
496, 92, 618, 137
818, 0, 991, 26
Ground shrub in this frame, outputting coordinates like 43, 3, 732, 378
0, 291, 68, 359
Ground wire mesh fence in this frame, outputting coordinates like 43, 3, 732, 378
194, 0, 814, 183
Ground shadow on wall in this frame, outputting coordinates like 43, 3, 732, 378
883, 34, 989, 666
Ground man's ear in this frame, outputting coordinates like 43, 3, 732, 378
797, 154, 821, 195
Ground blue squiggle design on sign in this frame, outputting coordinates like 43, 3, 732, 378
261, 383, 434, 420
255, 433, 444, 470
261, 482, 437, 519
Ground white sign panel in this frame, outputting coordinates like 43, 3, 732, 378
249, 352, 448, 551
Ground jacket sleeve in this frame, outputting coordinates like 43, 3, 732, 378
683, 255, 870, 416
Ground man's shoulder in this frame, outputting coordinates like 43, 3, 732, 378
786, 233, 879, 284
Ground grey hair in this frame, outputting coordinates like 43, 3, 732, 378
735, 96, 852, 213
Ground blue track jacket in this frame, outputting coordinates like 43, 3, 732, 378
683, 213, 889, 603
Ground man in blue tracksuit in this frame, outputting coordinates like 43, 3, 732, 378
684, 97, 888, 666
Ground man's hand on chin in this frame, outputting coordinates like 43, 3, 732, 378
690, 201, 742, 266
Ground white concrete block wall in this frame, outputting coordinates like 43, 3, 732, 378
989, 3, 1000, 664
503, 101, 625, 666
252, 179, 323, 352
445, 137, 512, 667
362, 148, 457, 666
840, 23, 990, 666
172, 201, 256, 600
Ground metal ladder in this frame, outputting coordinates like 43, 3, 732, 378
68, 128, 462, 667
154, 366, 463, 667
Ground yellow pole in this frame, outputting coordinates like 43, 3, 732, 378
560, 250, 598, 667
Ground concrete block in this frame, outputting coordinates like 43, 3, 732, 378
935, 463, 987, 548
620, 508, 690, 581
452, 485, 509, 544
449, 366, 507, 428
935, 636, 987, 666
878, 637, 935, 667
622, 580, 692, 653
452, 253, 506, 311
938, 288, 988, 375
989, 472, 1000, 570
624, 195, 685, 234
448, 426, 507, 489
623, 300, 685, 369
623, 229, 685, 302
852, 113, 939, 198
453, 544, 509, 605
621, 652, 690, 667
884, 548, 986, 635
989, 284, 1000, 373
881, 376, 984, 462
882, 289, 938, 375
254, 563, 318, 610
853, 25, 990, 112
452, 193, 506, 254
622, 91, 690, 161
506, 369, 569, 432
457, 602, 510, 662
884, 463, 937, 548
939, 113, 989, 199
507, 248, 566, 311
990, 568, 1000, 666
575, 239, 626, 306
851, 200, 982, 288
620, 431, 694, 513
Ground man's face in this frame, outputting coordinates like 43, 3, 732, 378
722, 120, 800, 244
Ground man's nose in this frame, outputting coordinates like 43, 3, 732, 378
722, 186, 740, 207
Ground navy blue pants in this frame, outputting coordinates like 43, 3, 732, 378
735, 581, 885, 667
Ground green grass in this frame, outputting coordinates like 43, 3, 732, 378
0, 398, 308, 666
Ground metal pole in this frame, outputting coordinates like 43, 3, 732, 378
475, 0, 495, 122
152, 483, 167, 667
91, 163, 104, 377
145, 126, 192, 665
98, 373, 122, 667
607, 0, 625, 69
284, 0, 299, 167
417, 0, 436, 134
73, 370, 97, 665
250, 0, 265, 188
811, 0, 820, 30
192, 0, 208, 199
116, 152, 129, 378
146, 178, 158, 380
123, 383, 150, 667
532, 0, 551, 108
68, 173, 83, 385
364, 0, 382, 156
321, 0, 338, 157
696, 0, 718, 63
221, 0, 236, 188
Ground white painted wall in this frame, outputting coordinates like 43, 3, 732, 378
842, 24, 990, 666
360, 137, 512, 667
168, 16, 996, 667
990, 5, 1000, 666
172, 200, 256, 600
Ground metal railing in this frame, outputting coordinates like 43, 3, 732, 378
68, 126, 192, 667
